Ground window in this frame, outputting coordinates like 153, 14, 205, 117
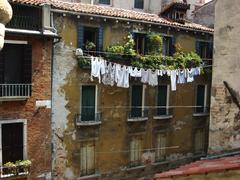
134, 33, 146, 55
99, 0, 110, 5
156, 85, 169, 116
80, 141, 96, 176
162, 36, 174, 56
196, 41, 213, 59
155, 133, 167, 162
194, 128, 205, 154
81, 85, 97, 121
0, 43, 32, 98
130, 85, 146, 118
1, 123, 24, 164
77, 26, 104, 53
134, 0, 144, 9
195, 85, 207, 113
129, 136, 142, 167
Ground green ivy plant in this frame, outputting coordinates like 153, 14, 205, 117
146, 33, 163, 55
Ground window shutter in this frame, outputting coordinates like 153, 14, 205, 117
208, 41, 213, 59
170, 36, 176, 55
131, 85, 143, 117
196, 85, 205, 113
77, 23, 84, 49
97, 26, 104, 51
0, 50, 4, 83
157, 85, 167, 115
196, 40, 200, 55
81, 86, 96, 121
23, 44, 32, 84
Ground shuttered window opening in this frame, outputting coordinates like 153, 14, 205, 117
134, 0, 144, 9
129, 136, 142, 167
196, 85, 207, 113
81, 86, 96, 121
196, 41, 213, 59
2, 123, 24, 164
163, 36, 175, 56
157, 85, 168, 116
131, 85, 143, 118
155, 133, 167, 162
194, 128, 205, 154
134, 33, 147, 55
80, 142, 96, 176
99, 0, 110, 5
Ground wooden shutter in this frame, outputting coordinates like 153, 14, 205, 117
77, 23, 84, 49
80, 145, 87, 175
80, 142, 95, 176
81, 86, 96, 121
157, 85, 167, 115
0, 50, 4, 83
23, 44, 32, 84
194, 129, 204, 153
156, 133, 166, 161
196, 85, 205, 113
131, 85, 143, 117
97, 26, 104, 52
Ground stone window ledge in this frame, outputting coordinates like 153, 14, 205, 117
126, 165, 146, 171
152, 160, 169, 166
127, 117, 148, 122
76, 121, 102, 127
77, 173, 101, 180
153, 115, 173, 120
193, 113, 209, 117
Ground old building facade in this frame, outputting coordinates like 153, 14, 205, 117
48, 1, 213, 179
0, 1, 56, 179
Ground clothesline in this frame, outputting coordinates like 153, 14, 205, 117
78, 105, 209, 108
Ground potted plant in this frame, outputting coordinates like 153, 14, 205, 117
15, 160, 31, 175
3, 162, 16, 176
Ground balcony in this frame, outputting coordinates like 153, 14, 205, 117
6, 4, 42, 31
75, 113, 102, 126
153, 107, 174, 120
0, 164, 30, 179
0, 84, 32, 101
193, 107, 210, 117
127, 109, 148, 122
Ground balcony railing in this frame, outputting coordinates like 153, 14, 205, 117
127, 109, 148, 122
0, 84, 32, 100
75, 113, 102, 126
153, 107, 174, 120
0, 165, 30, 179
193, 106, 210, 117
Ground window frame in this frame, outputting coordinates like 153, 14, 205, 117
196, 39, 213, 60
133, 32, 147, 55
134, 0, 144, 9
98, 0, 111, 5
80, 85, 98, 121
129, 136, 143, 167
195, 84, 208, 114
155, 132, 167, 162
0, 119, 27, 166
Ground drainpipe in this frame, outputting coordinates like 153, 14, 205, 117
0, 0, 12, 50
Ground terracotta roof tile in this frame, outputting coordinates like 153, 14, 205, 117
10, 0, 214, 33
154, 155, 240, 179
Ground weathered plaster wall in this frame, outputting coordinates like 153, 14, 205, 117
0, 35, 52, 179
52, 15, 211, 179
209, 0, 240, 154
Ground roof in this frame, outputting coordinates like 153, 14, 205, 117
160, 1, 190, 15
9, 0, 214, 33
154, 155, 240, 179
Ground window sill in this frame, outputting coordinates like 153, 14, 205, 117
126, 165, 146, 171
152, 160, 169, 166
1, 172, 29, 179
0, 96, 29, 102
153, 115, 173, 120
76, 121, 102, 126
77, 173, 101, 180
193, 113, 209, 117
127, 117, 148, 122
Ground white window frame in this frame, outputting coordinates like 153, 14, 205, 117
155, 132, 167, 162
129, 136, 142, 167
79, 85, 98, 118
156, 84, 170, 116
0, 119, 27, 165
195, 84, 208, 113
4, 40, 28, 45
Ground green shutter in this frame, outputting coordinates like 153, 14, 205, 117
77, 23, 84, 49
97, 26, 104, 52
196, 85, 205, 113
131, 85, 143, 117
81, 86, 96, 121
157, 85, 167, 115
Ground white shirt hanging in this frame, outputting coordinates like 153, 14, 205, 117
170, 70, 177, 91
177, 69, 187, 84
141, 68, 149, 84
91, 57, 102, 83
148, 70, 158, 86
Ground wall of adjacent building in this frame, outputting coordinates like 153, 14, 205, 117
52, 14, 211, 179
208, 0, 240, 154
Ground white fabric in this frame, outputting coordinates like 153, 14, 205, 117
130, 67, 142, 77
100, 58, 106, 75
187, 68, 195, 83
194, 67, 201, 76
91, 57, 101, 83
102, 62, 115, 86
141, 69, 149, 83
123, 66, 130, 88
115, 65, 129, 88
177, 69, 186, 84
148, 70, 158, 86
170, 70, 177, 91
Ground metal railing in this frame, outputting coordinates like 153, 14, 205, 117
153, 107, 174, 117
75, 112, 102, 125
0, 84, 32, 98
128, 108, 149, 120
0, 165, 30, 178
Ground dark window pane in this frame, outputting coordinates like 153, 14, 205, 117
2, 123, 23, 164
99, 0, 110, 5
131, 85, 143, 117
163, 37, 173, 56
134, 33, 146, 55
157, 85, 167, 115
196, 85, 205, 113
134, 0, 144, 9
81, 86, 96, 121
